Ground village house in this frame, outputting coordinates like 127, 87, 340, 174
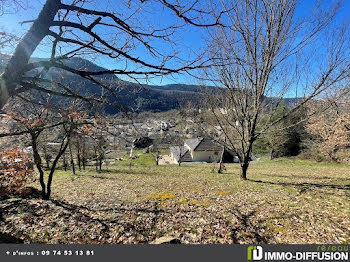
170, 137, 240, 164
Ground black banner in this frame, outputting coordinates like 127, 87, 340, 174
0, 244, 349, 262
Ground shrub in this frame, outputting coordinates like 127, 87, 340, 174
0, 147, 33, 194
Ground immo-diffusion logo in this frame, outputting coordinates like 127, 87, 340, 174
247, 245, 349, 261
247, 246, 263, 261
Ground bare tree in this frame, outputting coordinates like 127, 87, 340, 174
0, 1, 23, 60
149, 139, 161, 166
173, 135, 187, 166
32, 117, 76, 199
0, 32, 19, 50
0, 0, 224, 110
202, 0, 350, 179
0, 98, 90, 199
306, 93, 350, 162
217, 138, 226, 173
74, 137, 82, 171
68, 139, 75, 175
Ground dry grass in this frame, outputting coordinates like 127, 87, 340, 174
1, 157, 349, 244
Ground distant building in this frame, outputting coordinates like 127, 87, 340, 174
170, 137, 243, 164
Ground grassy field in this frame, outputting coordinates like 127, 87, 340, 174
1, 155, 349, 244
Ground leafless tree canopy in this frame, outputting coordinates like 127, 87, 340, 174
201, 0, 350, 179
0, 0, 25, 51
0, 0, 224, 109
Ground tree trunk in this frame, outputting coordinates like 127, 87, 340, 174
94, 148, 98, 172
99, 155, 103, 172
30, 124, 71, 200
0, 0, 61, 109
240, 161, 249, 180
240, 139, 254, 180
76, 142, 81, 171
82, 155, 86, 170
82, 140, 86, 170
77, 154, 81, 171
43, 188, 50, 200
31, 133, 46, 198
68, 142, 75, 175
45, 170, 55, 200
329, 146, 341, 162
270, 148, 275, 160
218, 147, 225, 173
155, 151, 160, 165
44, 136, 71, 200
63, 153, 67, 171
45, 158, 50, 169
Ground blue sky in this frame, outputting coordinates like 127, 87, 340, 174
1, 0, 349, 86
0, 0, 208, 85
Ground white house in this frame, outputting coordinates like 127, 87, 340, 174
170, 137, 226, 164
170, 137, 255, 164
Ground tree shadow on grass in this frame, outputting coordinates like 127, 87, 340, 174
94, 169, 119, 174
2, 194, 272, 244
0, 187, 41, 201
249, 179, 350, 191
78, 169, 147, 179
90, 173, 147, 180
0, 188, 42, 244
230, 209, 271, 243
0, 233, 24, 243
261, 173, 346, 181
50, 198, 167, 216
49, 199, 272, 244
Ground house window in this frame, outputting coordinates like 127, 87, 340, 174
214, 152, 218, 155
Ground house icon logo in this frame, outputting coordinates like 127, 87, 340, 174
247, 246, 263, 260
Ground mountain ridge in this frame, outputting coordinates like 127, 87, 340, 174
0, 55, 300, 113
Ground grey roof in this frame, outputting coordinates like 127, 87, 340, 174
170, 146, 192, 162
185, 137, 222, 152
195, 137, 222, 151
171, 137, 257, 163
184, 138, 202, 150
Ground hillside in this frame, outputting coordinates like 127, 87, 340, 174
1, 158, 349, 243
0, 55, 299, 112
